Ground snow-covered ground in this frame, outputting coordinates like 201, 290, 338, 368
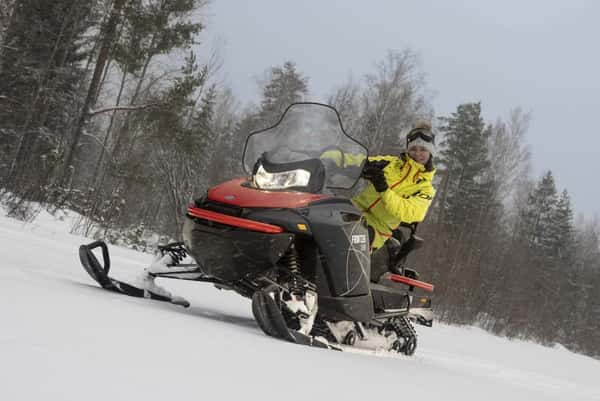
1, 209, 599, 401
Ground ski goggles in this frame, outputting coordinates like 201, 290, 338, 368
407, 129, 435, 144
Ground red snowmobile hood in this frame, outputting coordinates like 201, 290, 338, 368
208, 178, 332, 209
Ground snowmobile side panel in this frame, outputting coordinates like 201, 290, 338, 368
305, 201, 371, 298
317, 294, 374, 323
183, 215, 294, 281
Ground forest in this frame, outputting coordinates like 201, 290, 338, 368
1, 0, 599, 358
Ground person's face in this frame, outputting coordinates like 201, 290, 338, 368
408, 145, 431, 165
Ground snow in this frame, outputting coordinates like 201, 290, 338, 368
1, 209, 600, 401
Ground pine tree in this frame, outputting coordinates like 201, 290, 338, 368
511, 171, 561, 341
437, 102, 492, 230
226, 61, 309, 179
549, 190, 576, 344
258, 61, 308, 127
575, 221, 600, 356
116, 50, 209, 235
519, 172, 558, 250
72, 0, 205, 186
75, 0, 207, 234
0, 0, 95, 195
426, 102, 502, 322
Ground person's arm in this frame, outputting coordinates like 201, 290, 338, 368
380, 183, 435, 223
320, 151, 392, 168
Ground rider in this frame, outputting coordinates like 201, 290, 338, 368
352, 121, 437, 254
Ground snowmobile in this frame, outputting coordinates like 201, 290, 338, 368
78, 102, 434, 355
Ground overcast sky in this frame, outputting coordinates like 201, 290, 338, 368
200, 0, 600, 217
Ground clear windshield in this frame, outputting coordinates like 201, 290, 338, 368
243, 103, 368, 190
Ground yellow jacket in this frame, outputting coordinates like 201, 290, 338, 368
352, 154, 436, 249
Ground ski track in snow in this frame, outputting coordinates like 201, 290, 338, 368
1, 209, 600, 401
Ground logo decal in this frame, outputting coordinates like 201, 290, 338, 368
351, 234, 368, 251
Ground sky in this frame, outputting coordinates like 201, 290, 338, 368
2, 208, 600, 401
198, 0, 600, 216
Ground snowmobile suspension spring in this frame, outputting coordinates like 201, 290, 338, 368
281, 244, 302, 293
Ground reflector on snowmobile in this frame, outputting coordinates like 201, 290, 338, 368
389, 273, 434, 292
187, 207, 285, 234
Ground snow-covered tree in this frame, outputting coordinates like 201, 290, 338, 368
0, 0, 95, 195
419, 102, 503, 322
257, 61, 308, 127
436, 102, 494, 231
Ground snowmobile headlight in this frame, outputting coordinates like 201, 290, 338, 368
253, 164, 311, 190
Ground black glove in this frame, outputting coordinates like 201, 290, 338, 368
361, 159, 389, 175
361, 160, 386, 175
368, 170, 388, 192
361, 161, 389, 192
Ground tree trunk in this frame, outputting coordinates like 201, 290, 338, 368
62, 0, 125, 182
7, 1, 76, 187
92, 66, 128, 183
110, 33, 157, 160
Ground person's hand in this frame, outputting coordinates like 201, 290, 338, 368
361, 160, 389, 192
361, 159, 388, 176
366, 170, 388, 192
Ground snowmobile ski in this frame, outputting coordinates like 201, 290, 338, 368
78, 240, 190, 308
251, 289, 341, 351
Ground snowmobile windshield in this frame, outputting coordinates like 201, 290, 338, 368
243, 103, 368, 191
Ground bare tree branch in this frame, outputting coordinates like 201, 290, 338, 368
88, 103, 163, 117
